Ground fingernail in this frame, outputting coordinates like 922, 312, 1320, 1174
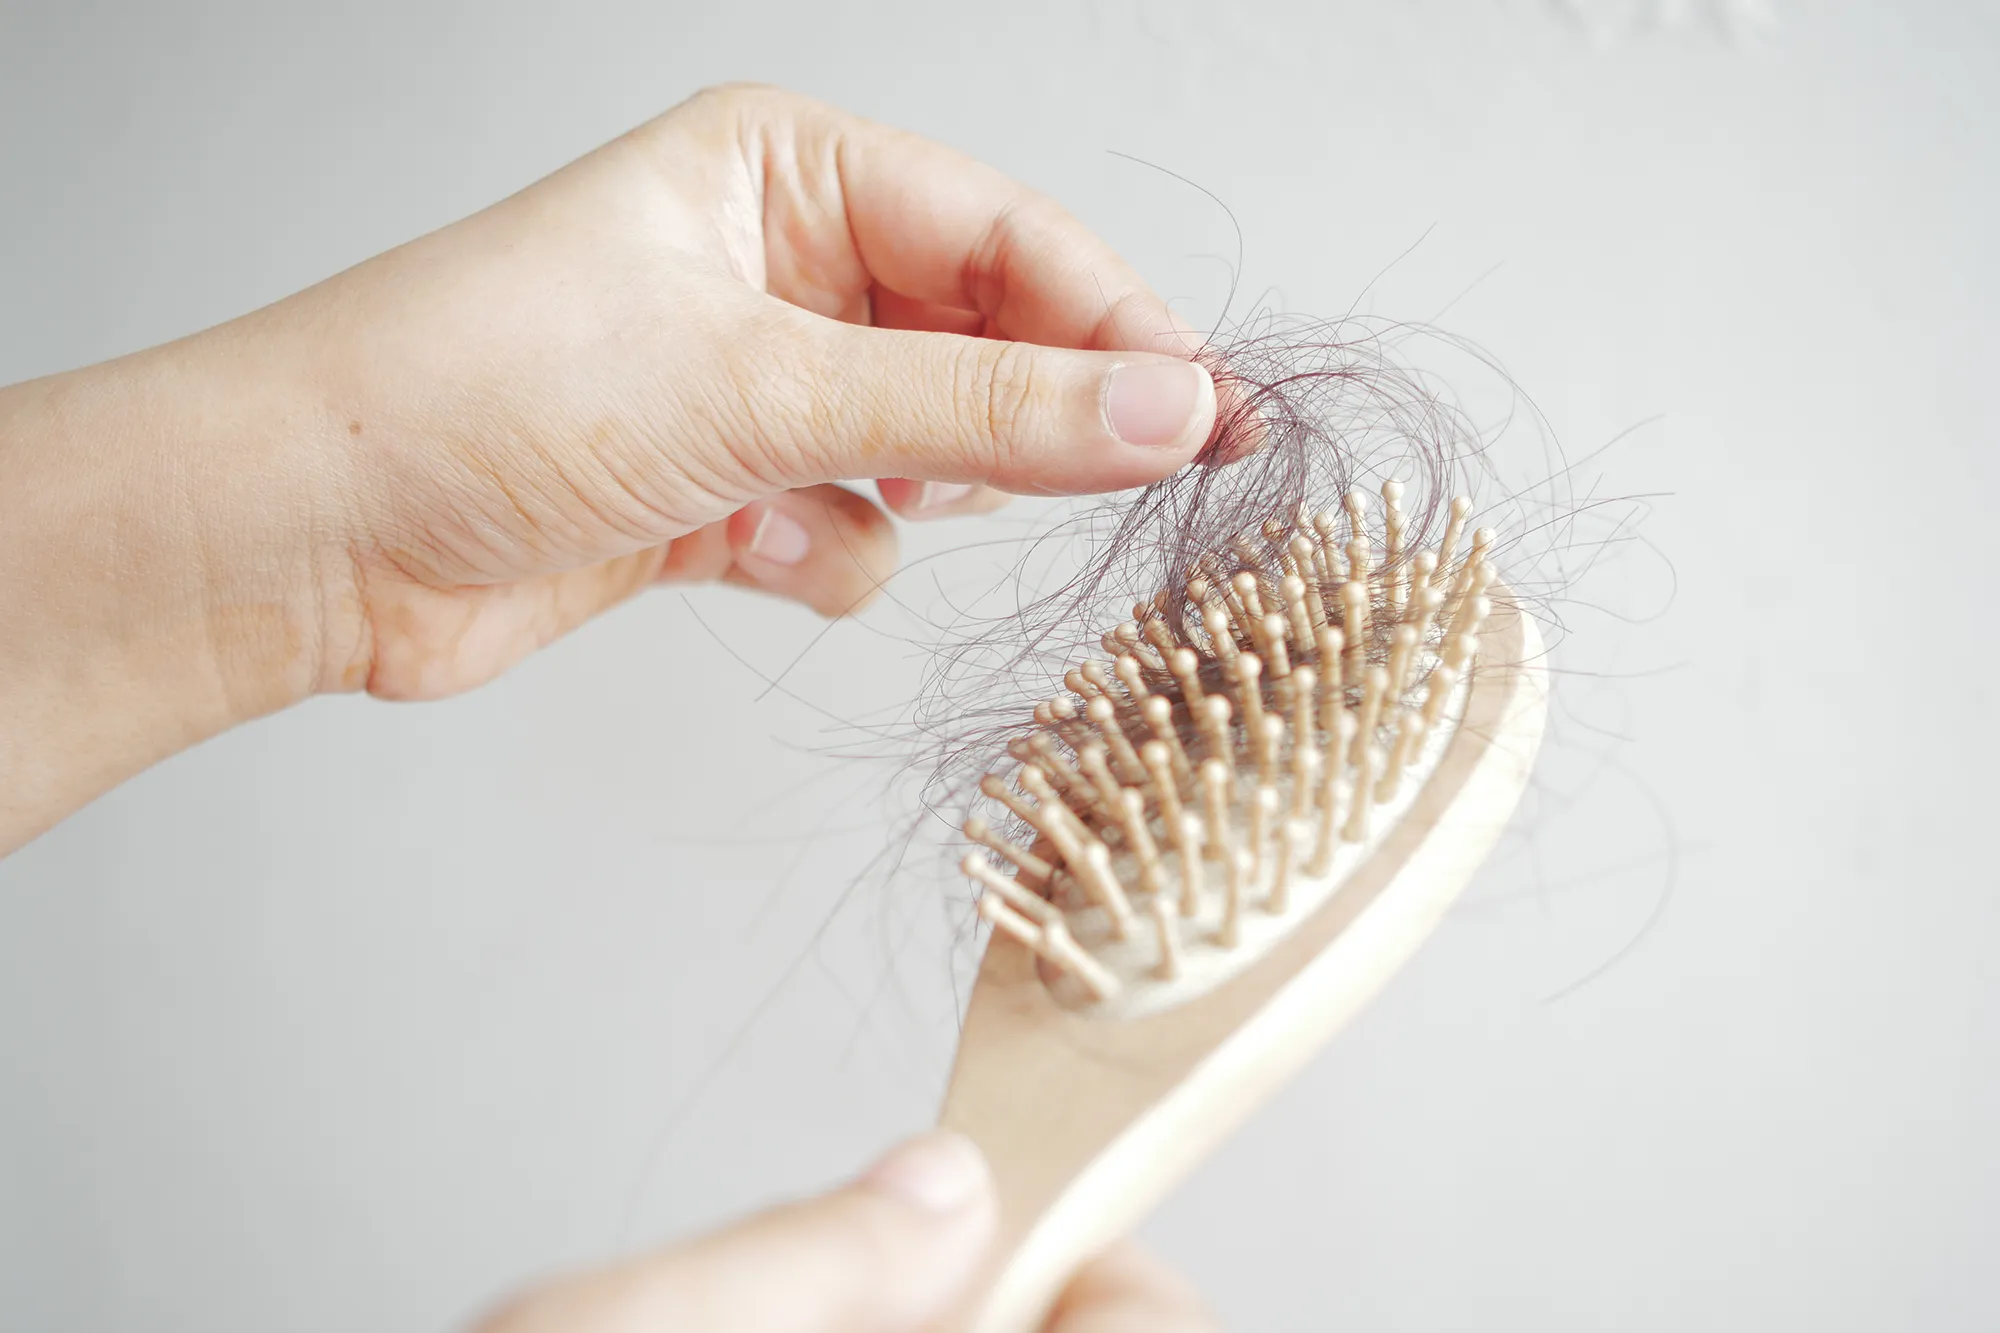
862, 1131, 991, 1215
1105, 359, 1213, 449
746, 505, 810, 565
916, 482, 975, 513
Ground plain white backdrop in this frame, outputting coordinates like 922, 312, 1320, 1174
3, 2, 1996, 1329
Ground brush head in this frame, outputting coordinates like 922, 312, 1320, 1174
962, 485, 1498, 1016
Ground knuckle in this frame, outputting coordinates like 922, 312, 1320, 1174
1094, 288, 1168, 352
962, 189, 1060, 315
679, 82, 827, 133
960, 337, 1043, 469
1006, 191, 1072, 249
699, 313, 839, 491
645, 84, 801, 152
683, 80, 780, 113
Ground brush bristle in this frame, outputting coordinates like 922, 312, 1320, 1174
964, 485, 1495, 1010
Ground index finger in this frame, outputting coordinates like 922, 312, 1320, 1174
740, 88, 1199, 357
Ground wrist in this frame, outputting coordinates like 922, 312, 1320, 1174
0, 323, 357, 850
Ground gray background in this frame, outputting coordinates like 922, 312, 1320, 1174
3, 1, 1995, 1330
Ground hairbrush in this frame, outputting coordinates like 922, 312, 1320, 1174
938, 483, 1548, 1333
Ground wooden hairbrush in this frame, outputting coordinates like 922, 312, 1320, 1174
938, 485, 1548, 1333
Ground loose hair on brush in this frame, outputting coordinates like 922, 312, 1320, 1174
908, 310, 1554, 873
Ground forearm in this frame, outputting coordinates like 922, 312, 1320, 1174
0, 326, 350, 853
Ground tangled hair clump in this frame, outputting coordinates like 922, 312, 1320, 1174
907, 311, 1549, 847
1112, 317, 1481, 634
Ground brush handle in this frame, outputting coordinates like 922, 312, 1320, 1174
938, 937, 1278, 1333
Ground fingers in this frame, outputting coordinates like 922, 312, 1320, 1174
694, 86, 1196, 358
1045, 1242, 1222, 1333
870, 286, 991, 339
711, 307, 1216, 497
725, 485, 896, 614
656, 483, 898, 616
875, 477, 1013, 521
606, 87, 1224, 514
473, 1133, 996, 1333
833, 122, 1195, 356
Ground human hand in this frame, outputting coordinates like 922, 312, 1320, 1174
294, 81, 1216, 701
474, 1132, 1217, 1333
0, 84, 1216, 849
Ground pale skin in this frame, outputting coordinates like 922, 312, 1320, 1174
0, 86, 1222, 1329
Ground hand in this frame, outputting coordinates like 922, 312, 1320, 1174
475, 1133, 1218, 1333
302, 83, 1216, 701
0, 84, 1217, 850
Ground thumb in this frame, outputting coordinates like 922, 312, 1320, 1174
475, 1132, 996, 1333
725, 313, 1217, 498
